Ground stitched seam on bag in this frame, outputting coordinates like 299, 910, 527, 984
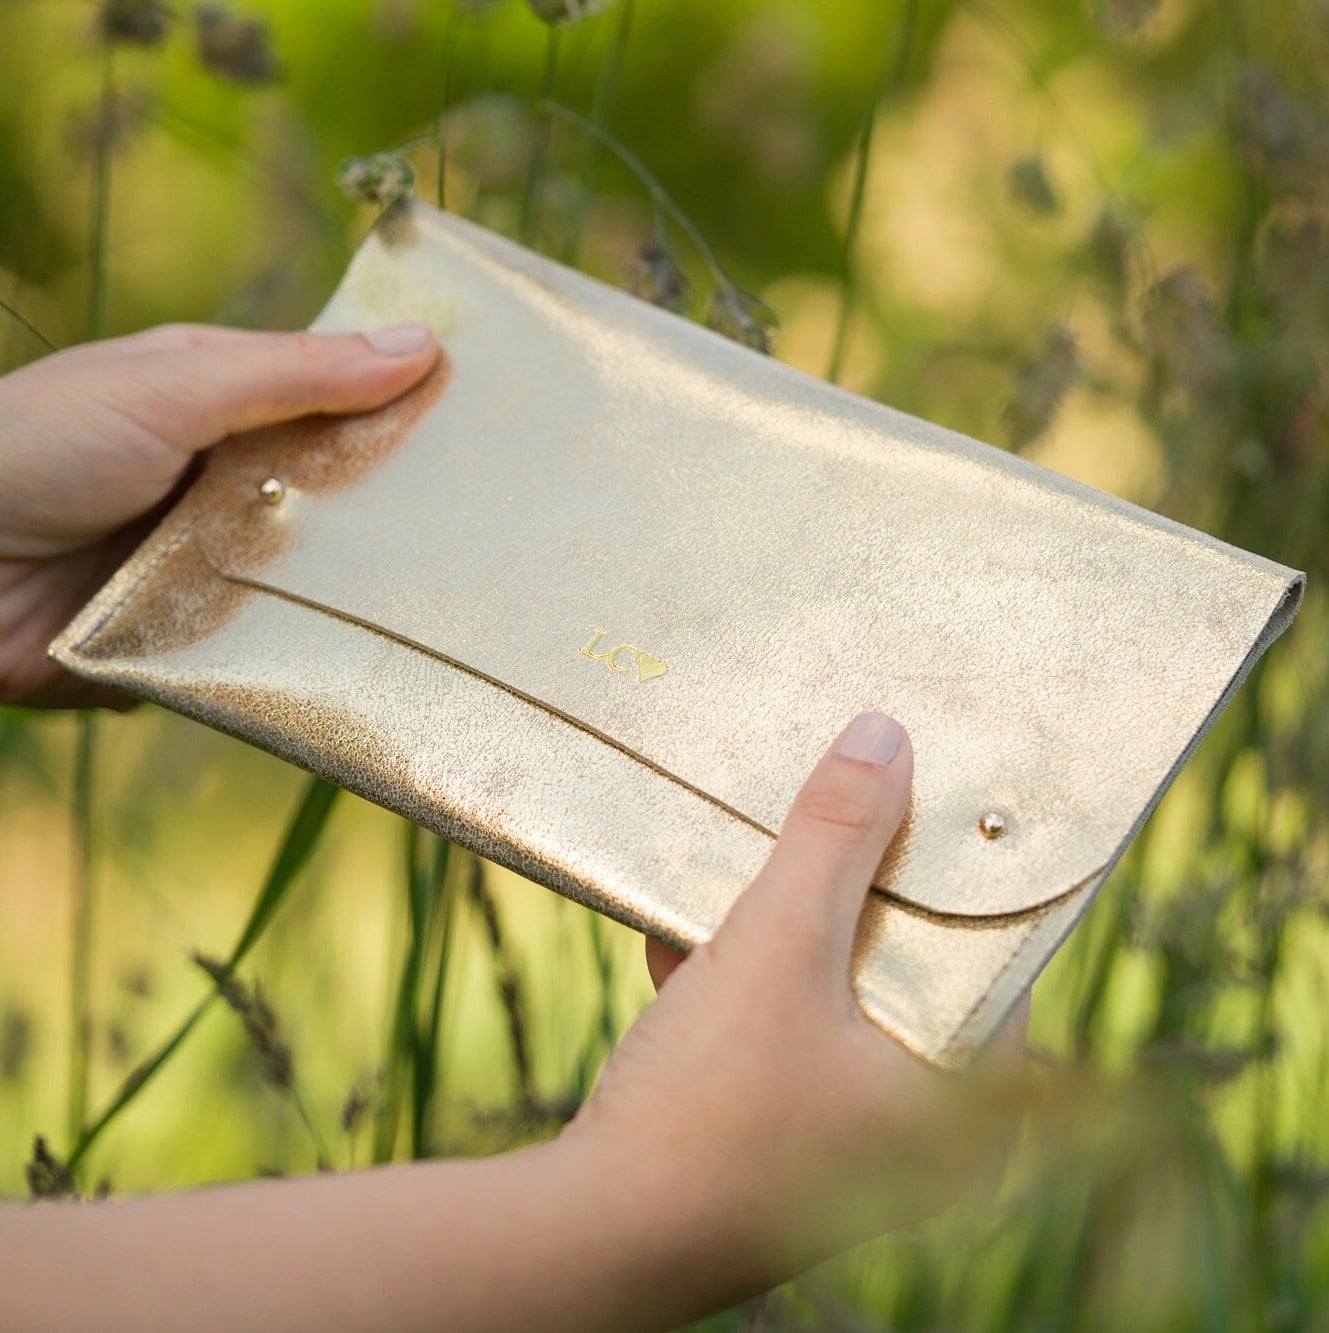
71, 515, 201, 652
939, 859, 1107, 1063
216, 565, 782, 832
940, 933, 1040, 1064
212, 564, 1086, 926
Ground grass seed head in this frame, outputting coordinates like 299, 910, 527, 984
706, 286, 776, 354
192, 952, 293, 1092
100, 0, 174, 46
1085, 207, 1135, 297
527, 0, 618, 26
337, 154, 416, 208
1005, 324, 1080, 449
1142, 266, 1234, 399
195, 5, 281, 85
1090, 0, 1162, 35
625, 239, 691, 313
1008, 155, 1060, 216
25, 1137, 75, 1200
340, 1071, 384, 1136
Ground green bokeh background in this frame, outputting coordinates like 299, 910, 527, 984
2, 1, 1328, 1327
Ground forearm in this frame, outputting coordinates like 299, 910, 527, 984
0, 1134, 751, 1333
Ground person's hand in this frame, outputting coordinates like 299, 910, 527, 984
563, 712, 1028, 1317
0, 321, 439, 707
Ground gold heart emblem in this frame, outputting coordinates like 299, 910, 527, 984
636, 653, 668, 683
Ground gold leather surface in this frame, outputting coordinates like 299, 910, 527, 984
49, 505, 1091, 1066
49, 201, 1303, 1065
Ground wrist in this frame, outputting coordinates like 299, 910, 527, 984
550, 1114, 777, 1327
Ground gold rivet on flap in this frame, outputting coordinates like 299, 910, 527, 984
978, 812, 1008, 840
258, 477, 285, 505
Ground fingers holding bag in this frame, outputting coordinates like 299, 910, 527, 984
644, 712, 911, 992
582, 715, 1026, 1311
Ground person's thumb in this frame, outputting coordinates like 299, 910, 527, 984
110, 323, 441, 455
718, 712, 913, 983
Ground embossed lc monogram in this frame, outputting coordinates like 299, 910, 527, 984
579, 629, 668, 683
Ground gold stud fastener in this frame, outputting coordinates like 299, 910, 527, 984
258, 477, 285, 505
978, 812, 1008, 840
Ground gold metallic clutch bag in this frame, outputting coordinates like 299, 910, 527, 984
50, 201, 1303, 1067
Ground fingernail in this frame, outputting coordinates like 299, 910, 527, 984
364, 322, 434, 356
837, 712, 904, 767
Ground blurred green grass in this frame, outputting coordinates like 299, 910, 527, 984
2, 0, 1328, 1327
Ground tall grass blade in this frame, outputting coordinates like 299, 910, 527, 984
541, 100, 758, 303
373, 821, 430, 1162
562, 0, 636, 264
826, 0, 919, 384
64, 22, 116, 1182
520, 26, 562, 246
435, 9, 461, 210
66, 715, 96, 1155
411, 834, 456, 1158
374, 823, 457, 1161
66, 775, 340, 1170
88, 38, 113, 340
469, 861, 535, 1108
0, 295, 56, 353
571, 911, 617, 1102
227, 778, 341, 963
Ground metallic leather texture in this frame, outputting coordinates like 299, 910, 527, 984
49, 201, 1304, 1067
